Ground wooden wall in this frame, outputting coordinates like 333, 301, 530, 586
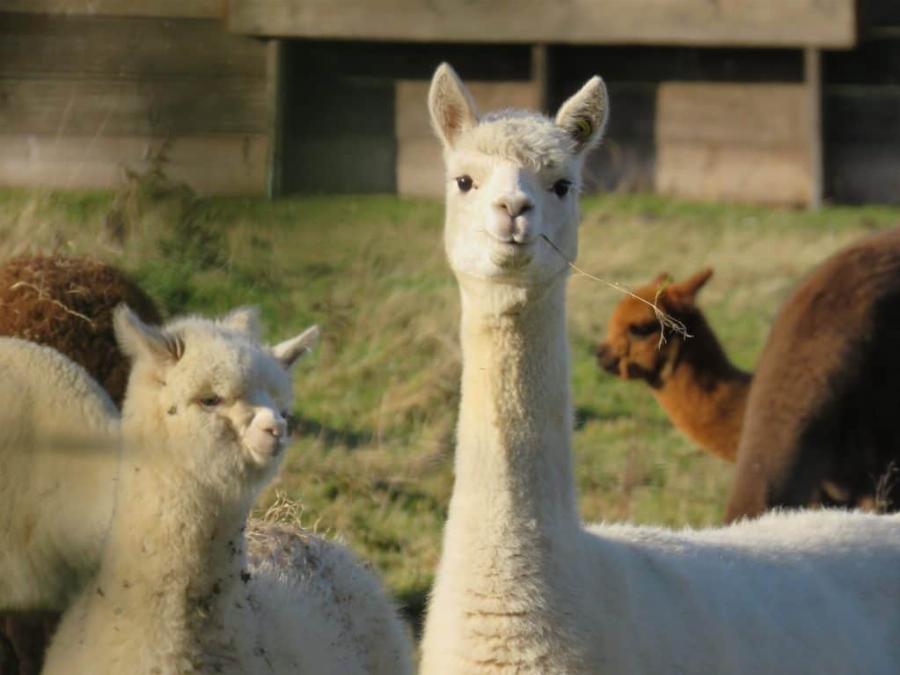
656, 83, 811, 206
0, 7, 270, 194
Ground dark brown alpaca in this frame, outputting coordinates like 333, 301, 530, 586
0, 255, 160, 675
726, 227, 900, 521
597, 268, 751, 462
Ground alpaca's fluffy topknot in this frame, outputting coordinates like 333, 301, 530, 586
457, 111, 576, 171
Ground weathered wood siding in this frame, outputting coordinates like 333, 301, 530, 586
656, 83, 812, 205
0, 9, 270, 194
227, 0, 856, 49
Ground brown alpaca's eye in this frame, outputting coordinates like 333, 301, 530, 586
200, 395, 223, 408
552, 179, 571, 198
628, 322, 658, 338
456, 175, 474, 192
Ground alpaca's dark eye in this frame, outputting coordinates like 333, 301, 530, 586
456, 175, 474, 192
628, 322, 659, 338
200, 395, 223, 408
552, 179, 572, 198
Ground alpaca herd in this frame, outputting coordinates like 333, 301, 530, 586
2, 63, 900, 674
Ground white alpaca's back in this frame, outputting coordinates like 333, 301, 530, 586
0, 337, 119, 610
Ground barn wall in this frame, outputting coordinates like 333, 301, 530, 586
0, 10, 270, 195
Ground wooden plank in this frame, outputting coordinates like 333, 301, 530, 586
0, 77, 268, 136
397, 136, 443, 197
531, 44, 549, 115
805, 47, 823, 209
656, 141, 811, 206
227, 0, 856, 48
265, 39, 286, 198
656, 83, 809, 145
0, 14, 265, 80
395, 80, 539, 140
0, 0, 221, 18
0, 134, 268, 195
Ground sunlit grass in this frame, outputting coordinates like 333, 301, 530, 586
2, 184, 898, 629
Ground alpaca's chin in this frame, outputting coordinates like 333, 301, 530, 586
244, 438, 286, 469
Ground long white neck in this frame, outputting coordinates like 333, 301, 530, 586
93, 433, 253, 670
421, 272, 585, 672
452, 274, 579, 533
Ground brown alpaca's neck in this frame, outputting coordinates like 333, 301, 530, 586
653, 316, 752, 462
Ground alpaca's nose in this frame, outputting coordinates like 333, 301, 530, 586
493, 193, 533, 219
256, 410, 286, 438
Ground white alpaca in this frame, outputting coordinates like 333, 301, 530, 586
419, 63, 900, 674
0, 337, 120, 610
40, 307, 412, 674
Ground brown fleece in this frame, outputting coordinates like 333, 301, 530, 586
726, 227, 900, 521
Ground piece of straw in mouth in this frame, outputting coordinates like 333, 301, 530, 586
539, 234, 691, 346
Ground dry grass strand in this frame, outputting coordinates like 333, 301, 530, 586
539, 234, 691, 345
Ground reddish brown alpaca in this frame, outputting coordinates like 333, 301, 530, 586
726, 227, 900, 521
0, 255, 160, 675
597, 268, 751, 462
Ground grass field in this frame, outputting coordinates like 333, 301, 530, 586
2, 181, 898, 631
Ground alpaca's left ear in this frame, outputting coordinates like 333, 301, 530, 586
272, 325, 320, 370
555, 76, 609, 154
220, 306, 262, 340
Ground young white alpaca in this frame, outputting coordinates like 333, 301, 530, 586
0, 337, 120, 610
42, 308, 412, 675
419, 63, 900, 674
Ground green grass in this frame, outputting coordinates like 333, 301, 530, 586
2, 184, 899, 631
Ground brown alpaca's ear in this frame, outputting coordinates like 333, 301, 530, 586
653, 272, 672, 286
667, 268, 713, 305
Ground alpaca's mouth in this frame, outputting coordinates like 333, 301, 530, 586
245, 436, 286, 467
489, 241, 534, 268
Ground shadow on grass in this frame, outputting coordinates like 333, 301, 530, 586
294, 414, 371, 449
396, 584, 431, 642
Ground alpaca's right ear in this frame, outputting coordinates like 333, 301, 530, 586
114, 304, 184, 364
272, 325, 320, 370
428, 63, 478, 148
667, 268, 714, 305
220, 306, 262, 340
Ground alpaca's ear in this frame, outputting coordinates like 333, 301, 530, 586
220, 306, 262, 340
668, 268, 714, 304
114, 304, 184, 364
429, 63, 478, 148
653, 272, 672, 286
272, 325, 320, 370
555, 76, 609, 154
